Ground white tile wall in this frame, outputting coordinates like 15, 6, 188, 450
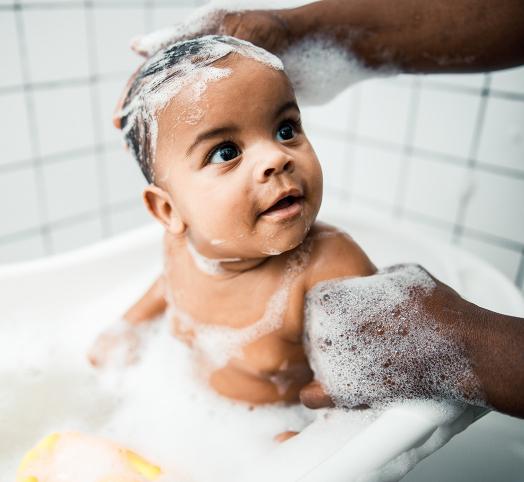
413, 87, 481, 159
33, 84, 95, 156
92, 7, 145, 76
403, 156, 471, 223
49, 216, 103, 253
0, 233, 45, 263
352, 145, 403, 206
0, 92, 33, 165
355, 79, 411, 145
0, 168, 41, 236
491, 66, 524, 95
22, 8, 89, 83
97, 76, 126, 144
42, 154, 101, 223
104, 147, 146, 205
422, 73, 486, 91
309, 135, 350, 195
1, 1, 523, 295
109, 202, 152, 233
0, 11, 23, 88
477, 96, 524, 172
149, 6, 193, 30
301, 87, 354, 133
459, 235, 522, 281
462, 170, 524, 245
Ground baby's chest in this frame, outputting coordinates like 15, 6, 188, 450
167, 272, 307, 368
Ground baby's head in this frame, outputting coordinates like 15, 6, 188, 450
118, 36, 322, 261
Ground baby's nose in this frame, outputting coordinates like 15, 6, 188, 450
255, 147, 295, 182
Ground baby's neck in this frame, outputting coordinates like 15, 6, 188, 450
185, 238, 270, 278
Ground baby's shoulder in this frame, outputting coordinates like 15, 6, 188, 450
304, 221, 376, 290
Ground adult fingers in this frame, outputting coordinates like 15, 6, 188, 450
299, 379, 335, 409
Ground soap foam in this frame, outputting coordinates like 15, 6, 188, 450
186, 240, 242, 276
0, 297, 316, 482
304, 264, 486, 409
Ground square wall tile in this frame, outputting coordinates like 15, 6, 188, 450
421, 73, 486, 90
93, 7, 145, 76
413, 87, 481, 159
301, 88, 354, 134
351, 144, 403, 206
33, 84, 95, 157
97, 76, 127, 145
343, 196, 392, 220
0, 233, 45, 264
491, 66, 524, 95
462, 170, 524, 244
49, 216, 103, 253
402, 155, 470, 223
398, 216, 452, 244
109, 202, 152, 234
477, 96, 524, 172
459, 235, 522, 282
0, 168, 41, 236
150, 7, 193, 31
309, 135, 350, 194
0, 11, 23, 88
42, 154, 101, 223
104, 148, 146, 205
355, 79, 411, 145
22, 8, 89, 83
0, 92, 32, 165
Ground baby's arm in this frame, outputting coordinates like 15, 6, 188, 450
88, 276, 167, 367
300, 224, 376, 407
123, 275, 167, 325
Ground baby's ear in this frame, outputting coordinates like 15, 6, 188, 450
143, 185, 186, 235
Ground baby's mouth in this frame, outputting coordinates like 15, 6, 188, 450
260, 193, 304, 220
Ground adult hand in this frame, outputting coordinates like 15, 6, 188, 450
133, 0, 524, 73
301, 264, 524, 418
132, 7, 293, 58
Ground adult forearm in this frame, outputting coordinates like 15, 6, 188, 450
462, 305, 524, 418
286, 0, 524, 73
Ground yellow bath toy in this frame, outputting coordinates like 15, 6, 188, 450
16, 432, 162, 482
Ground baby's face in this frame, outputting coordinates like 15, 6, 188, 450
151, 55, 322, 260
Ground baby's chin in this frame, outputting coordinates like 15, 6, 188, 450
257, 220, 313, 256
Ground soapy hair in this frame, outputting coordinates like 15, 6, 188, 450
117, 35, 283, 184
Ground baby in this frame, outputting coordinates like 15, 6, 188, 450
89, 35, 376, 407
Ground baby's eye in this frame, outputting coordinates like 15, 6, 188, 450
208, 143, 240, 164
276, 122, 296, 142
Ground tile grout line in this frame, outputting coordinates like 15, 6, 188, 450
13, 0, 53, 254
0, 197, 143, 246
516, 249, 524, 288
84, 0, 112, 236
343, 85, 362, 206
392, 77, 421, 219
451, 74, 491, 244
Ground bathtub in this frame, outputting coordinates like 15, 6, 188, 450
1, 209, 523, 481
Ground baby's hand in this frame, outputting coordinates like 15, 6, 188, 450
87, 319, 144, 369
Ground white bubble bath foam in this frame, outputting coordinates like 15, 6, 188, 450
1, 209, 523, 482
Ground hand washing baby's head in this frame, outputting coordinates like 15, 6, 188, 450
118, 35, 323, 264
